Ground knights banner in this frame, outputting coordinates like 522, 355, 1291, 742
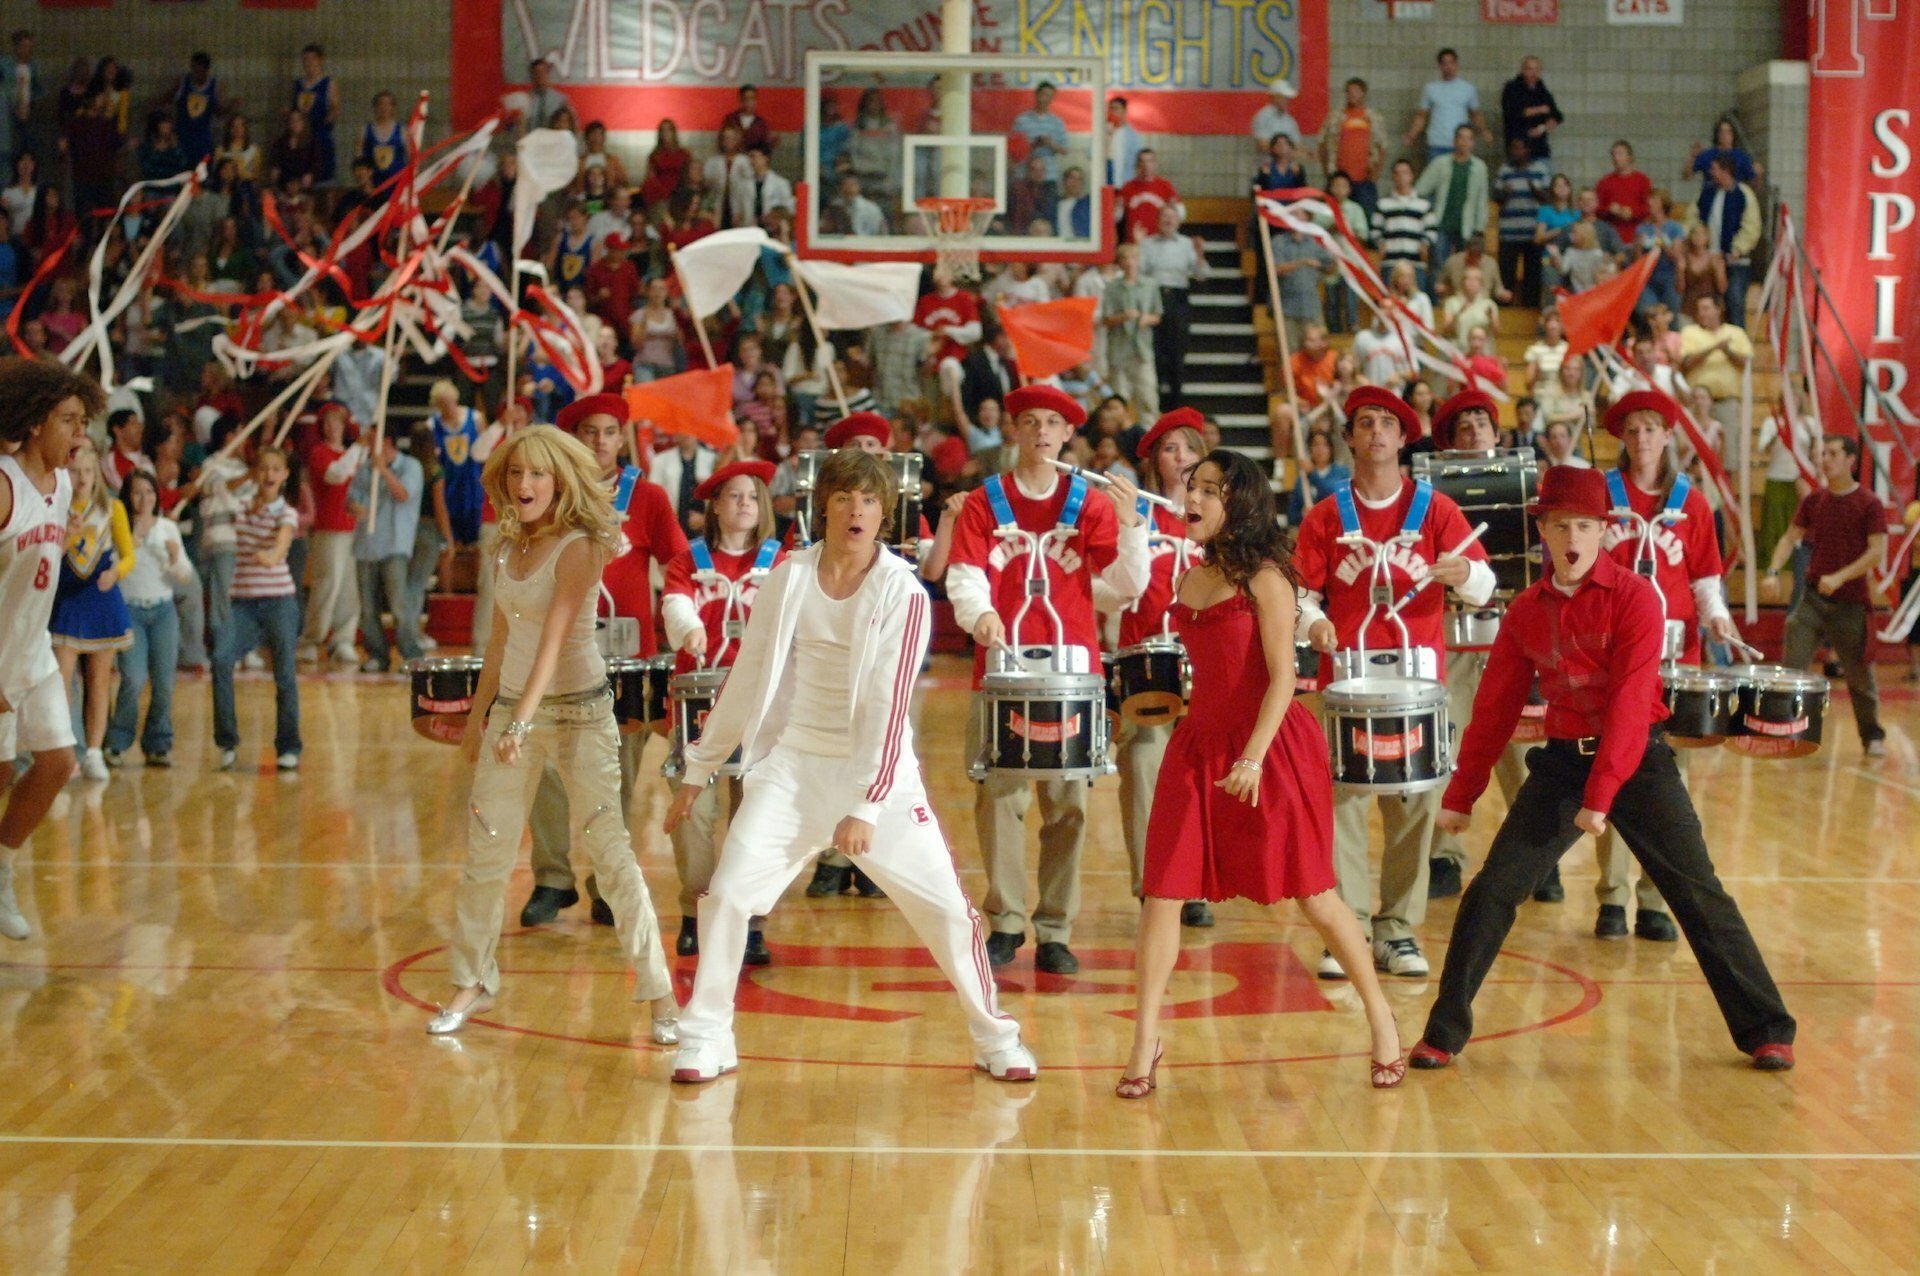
1806, 0, 1920, 506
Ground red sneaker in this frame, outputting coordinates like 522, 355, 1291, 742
1408, 1041, 1455, 1070
1750, 1043, 1795, 1071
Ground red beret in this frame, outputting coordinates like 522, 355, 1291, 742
556, 393, 630, 434
824, 411, 891, 450
1342, 386, 1423, 443
1527, 465, 1611, 520
1005, 384, 1087, 428
1434, 390, 1499, 444
695, 459, 777, 503
1135, 406, 1207, 461
1602, 389, 1681, 438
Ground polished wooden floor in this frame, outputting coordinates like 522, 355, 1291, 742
1, 656, 1917, 1272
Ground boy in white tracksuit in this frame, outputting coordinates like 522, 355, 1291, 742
665, 450, 1035, 1084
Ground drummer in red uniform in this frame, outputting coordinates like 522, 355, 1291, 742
1591, 389, 1736, 943
1410, 465, 1796, 1072
1294, 386, 1497, 980
1426, 390, 1530, 903
945, 385, 1151, 975
661, 459, 787, 965
1096, 407, 1215, 928
802, 410, 938, 900
520, 393, 690, 929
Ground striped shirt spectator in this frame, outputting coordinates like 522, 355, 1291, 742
232, 498, 299, 599
1495, 156, 1551, 243
1375, 190, 1435, 271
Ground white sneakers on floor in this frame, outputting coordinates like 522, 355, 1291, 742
671, 1041, 740, 1084
276, 753, 300, 771
79, 749, 109, 782
975, 1040, 1040, 1083
0, 863, 30, 941
1374, 937, 1430, 977
1317, 949, 1347, 980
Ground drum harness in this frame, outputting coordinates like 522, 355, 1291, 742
687, 537, 782, 669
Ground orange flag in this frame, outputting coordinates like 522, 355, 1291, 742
998, 296, 1099, 380
625, 365, 739, 450
1558, 250, 1659, 356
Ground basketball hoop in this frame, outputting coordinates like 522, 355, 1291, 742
915, 196, 996, 282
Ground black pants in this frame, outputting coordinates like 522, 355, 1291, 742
1499, 240, 1544, 309
1422, 737, 1795, 1056
1782, 592, 1883, 745
1154, 287, 1190, 407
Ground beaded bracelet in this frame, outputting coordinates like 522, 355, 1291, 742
1230, 758, 1260, 772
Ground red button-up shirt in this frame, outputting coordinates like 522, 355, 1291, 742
1444, 550, 1669, 815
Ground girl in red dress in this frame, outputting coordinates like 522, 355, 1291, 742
1119, 450, 1405, 1096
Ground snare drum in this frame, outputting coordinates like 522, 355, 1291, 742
970, 669, 1112, 782
1414, 450, 1541, 596
1322, 677, 1452, 793
662, 668, 744, 779
1662, 665, 1742, 748
609, 654, 675, 735
406, 657, 483, 745
1107, 639, 1189, 724
1333, 646, 1440, 683
795, 449, 925, 556
1445, 606, 1502, 652
1725, 665, 1829, 759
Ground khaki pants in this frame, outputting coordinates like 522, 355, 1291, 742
670, 775, 760, 923
1114, 717, 1173, 897
1333, 787, 1439, 944
449, 689, 671, 1001
966, 692, 1087, 943
470, 524, 501, 652
1107, 352, 1160, 421
1594, 745, 1684, 913
528, 728, 652, 898
301, 529, 360, 654
1430, 649, 1527, 871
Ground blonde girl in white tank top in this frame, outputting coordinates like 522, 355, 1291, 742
430, 425, 678, 1039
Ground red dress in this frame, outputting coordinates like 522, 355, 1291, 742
1142, 593, 1335, 904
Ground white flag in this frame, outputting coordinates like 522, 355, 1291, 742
512, 128, 581, 256
794, 260, 924, 331
671, 228, 774, 319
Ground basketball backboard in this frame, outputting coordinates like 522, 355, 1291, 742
797, 51, 1114, 268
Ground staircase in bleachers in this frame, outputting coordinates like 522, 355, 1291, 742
1178, 209, 1271, 462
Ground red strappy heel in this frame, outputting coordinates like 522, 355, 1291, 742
1115, 1041, 1164, 1099
1371, 1016, 1406, 1089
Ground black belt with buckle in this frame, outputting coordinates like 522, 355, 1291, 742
1548, 725, 1664, 758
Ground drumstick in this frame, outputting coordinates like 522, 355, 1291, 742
1727, 635, 1766, 663
1045, 458, 1181, 513
1386, 522, 1489, 617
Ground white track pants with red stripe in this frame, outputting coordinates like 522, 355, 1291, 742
678, 744, 1022, 1057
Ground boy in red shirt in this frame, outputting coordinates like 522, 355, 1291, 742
1410, 466, 1796, 1072
301, 401, 363, 669
945, 386, 1151, 973
1118, 149, 1181, 244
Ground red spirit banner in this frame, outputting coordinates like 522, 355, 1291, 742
1807, 0, 1920, 502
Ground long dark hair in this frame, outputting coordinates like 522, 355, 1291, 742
1193, 448, 1297, 597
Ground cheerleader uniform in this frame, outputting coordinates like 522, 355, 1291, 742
51, 502, 135, 656
293, 73, 336, 184
434, 408, 484, 544
1142, 591, 1335, 904
660, 536, 784, 928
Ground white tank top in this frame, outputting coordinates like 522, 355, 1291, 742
0, 453, 73, 699
776, 568, 865, 758
494, 529, 606, 699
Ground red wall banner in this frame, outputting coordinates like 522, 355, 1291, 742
1807, 0, 1920, 502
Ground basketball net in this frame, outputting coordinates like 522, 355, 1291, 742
915, 196, 996, 282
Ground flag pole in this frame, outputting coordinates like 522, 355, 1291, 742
668, 243, 720, 370
1255, 201, 1307, 474
783, 255, 850, 417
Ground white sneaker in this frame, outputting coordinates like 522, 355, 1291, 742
276, 752, 300, 771
1864, 738, 1887, 758
419, 634, 439, 651
975, 1040, 1039, 1083
1316, 948, 1348, 980
80, 749, 109, 782
296, 643, 320, 665
0, 864, 30, 941
671, 1040, 739, 1084
216, 749, 237, 771
1374, 937, 1429, 977
242, 653, 266, 671
329, 646, 359, 671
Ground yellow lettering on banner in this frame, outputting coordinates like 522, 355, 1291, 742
687, 0, 727, 78
1172, 0, 1211, 86
1019, 0, 1062, 56
1138, 0, 1175, 85
1072, 0, 1107, 60
1217, 0, 1255, 89
1251, 0, 1294, 86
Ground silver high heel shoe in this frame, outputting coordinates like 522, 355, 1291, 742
426, 994, 494, 1035
650, 1016, 680, 1046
